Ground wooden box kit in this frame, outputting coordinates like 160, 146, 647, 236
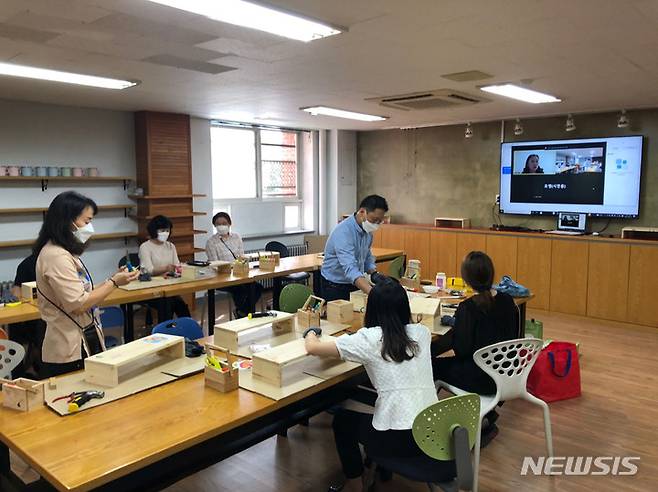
204, 343, 239, 392
251, 338, 313, 387
434, 217, 470, 229
232, 258, 250, 277
1, 378, 45, 412
213, 311, 296, 351
410, 297, 442, 332
326, 300, 354, 324
258, 254, 277, 271
84, 334, 185, 387
349, 291, 368, 312
296, 295, 325, 330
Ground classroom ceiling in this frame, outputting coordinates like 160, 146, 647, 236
1, 0, 658, 130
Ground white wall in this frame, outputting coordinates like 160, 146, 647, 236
0, 99, 135, 283
321, 129, 357, 234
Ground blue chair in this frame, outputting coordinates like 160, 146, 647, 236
99, 306, 124, 348
151, 317, 204, 340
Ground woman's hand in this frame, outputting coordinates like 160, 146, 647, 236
304, 331, 319, 353
112, 269, 140, 286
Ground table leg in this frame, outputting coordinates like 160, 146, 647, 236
312, 270, 321, 296
124, 303, 135, 343
208, 289, 215, 335
273, 277, 282, 310
0, 442, 8, 476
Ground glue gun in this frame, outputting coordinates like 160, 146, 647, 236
248, 311, 277, 319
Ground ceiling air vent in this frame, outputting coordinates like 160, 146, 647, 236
366, 89, 489, 111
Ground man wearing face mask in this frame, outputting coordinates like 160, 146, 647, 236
139, 215, 191, 321
206, 212, 262, 317
35, 191, 139, 377
321, 195, 389, 302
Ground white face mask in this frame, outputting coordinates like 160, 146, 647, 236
157, 231, 170, 242
73, 222, 94, 243
216, 225, 230, 235
362, 220, 380, 234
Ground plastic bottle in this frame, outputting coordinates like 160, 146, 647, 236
435, 272, 446, 290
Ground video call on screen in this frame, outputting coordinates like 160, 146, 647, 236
509, 142, 606, 205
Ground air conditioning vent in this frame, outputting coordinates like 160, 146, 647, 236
366, 89, 489, 111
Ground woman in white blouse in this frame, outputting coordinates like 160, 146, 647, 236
206, 212, 261, 317
305, 277, 455, 492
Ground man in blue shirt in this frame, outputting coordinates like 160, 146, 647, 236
321, 195, 389, 301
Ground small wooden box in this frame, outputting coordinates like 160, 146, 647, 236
350, 291, 368, 312
1, 378, 45, 412
410, 298, 442, 332
258, 255, 277, 271
327, 300, 353, 324
400, 277, 421, 291
434, 217, 470, 229
271, 251, 281, 265
210, 260, 232, 274
204, 344, 239, 393
296, 295, 325, 329
181, 265, 198, 280
252, 338, 311, 387
21, 281, 37, 303
232, 259, 250, 277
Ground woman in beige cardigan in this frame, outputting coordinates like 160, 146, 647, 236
35, 191, 138, 377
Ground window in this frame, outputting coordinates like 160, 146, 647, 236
211, 126, 257, 199
284, 204, 300, 230
260, 130, 298, 197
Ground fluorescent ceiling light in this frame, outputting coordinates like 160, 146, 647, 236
480, 83, 561, 104
147, 0, 342, 42
301, 106, 388, 122
0, 62, 137, 89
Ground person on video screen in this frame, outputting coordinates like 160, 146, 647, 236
522, 154, 544, 174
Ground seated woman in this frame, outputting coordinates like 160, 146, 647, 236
139, 215, 191, 322
305, 277, 455, 492
432, 251, 518, 442
522, 154, 544, 174
205, 212, 262, 318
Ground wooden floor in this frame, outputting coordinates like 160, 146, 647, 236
163, 309, 658, 492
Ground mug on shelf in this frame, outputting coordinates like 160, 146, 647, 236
48, 166, 59, 177
60, 167, 72, 177
21, 166, 34, 177
36, 166, 48, 177
72, 167, 84, 177
7, 166, 20, 176
86, 167, 99, 177
0, 166, 7, 176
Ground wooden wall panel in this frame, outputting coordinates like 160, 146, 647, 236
371, 229, 383, 248
550, 239, 589, 315
485, 235, 518, 280
628, 245, 658, 327
380, 226, 405, 251
516, 237, 552, 310
455, 233, 486, 267
587, 243, 630, 322
404, 229, 430, 275
429, 231, 458, 278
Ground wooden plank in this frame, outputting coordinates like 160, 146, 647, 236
455, 232, 487, 267
587, 242, 630, 322
214, 311, 296, 351
485, 234, 518, 280
429, 230, 458, 278
403, 229, 430, 275
628, 245, 658, 326
0, 232, 138, 249
550, 239, 589, 315
516, 237, 552, 310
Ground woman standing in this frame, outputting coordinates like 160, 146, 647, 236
35, 191, 138, 378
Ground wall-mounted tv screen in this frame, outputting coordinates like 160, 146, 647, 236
499, 135, 643, 218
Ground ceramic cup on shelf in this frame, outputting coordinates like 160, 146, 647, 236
72, 167, 84, 177
8, 166, 20, 176
0, 166, 7, 176
47, 166, 59, 177
60, 167, 71, 177
21, 166, 34, 177
86, 167, 99, 177
36, 166, 48, 177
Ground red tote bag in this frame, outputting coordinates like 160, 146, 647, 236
527, 341, 581, 402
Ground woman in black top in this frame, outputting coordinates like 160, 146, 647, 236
432, 251, 518, 394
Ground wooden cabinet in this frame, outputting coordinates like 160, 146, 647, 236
485, 235, 518, 280
550, 239, 589, 316
516, 237, 552, 310
404, 229, 430, 275
372, 229, 383, 248
429, 231, 458, 278
587, 243, 630, 322
455, 233, 486, 266
381, 226, 405, 251
628, 245, 658, 327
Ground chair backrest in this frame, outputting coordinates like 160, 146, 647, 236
387, 256, 405, 279
265, 241, 290, 258
412, 393, 480, 461
99, 306, 124, 330
152, 317, 204, 340
118, 253, 140, 269
279, 283, 313, 313
474, 338, 544, 401
0, 340, 26, 379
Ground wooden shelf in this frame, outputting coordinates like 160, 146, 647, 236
138, 230, 207, 242
133, 211, 207, 220
0, 232, 138, 249
0, 204, 136, 216
128, 194, 206, 200
0, 176, 133, 191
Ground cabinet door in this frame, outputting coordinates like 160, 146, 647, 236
516, 237, 552, 310
628, 245, 658, 327
485, 235, 518, 280
381, 226, 405, 251
587, 242, 630, 322
371, 228, 383, 248
455, 233, 487, 268
550, 239, 589, 315
429, 231, 458, 278
404, 229, 430, 276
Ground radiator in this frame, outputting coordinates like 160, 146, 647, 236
245, 242, 308, 289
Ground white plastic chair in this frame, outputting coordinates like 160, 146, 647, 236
436, 338, 553, 491
0, 339, 26, 379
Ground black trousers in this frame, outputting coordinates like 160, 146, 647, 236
321, 276, 357, 302
222, 283, 263, 316
332, 409, 456, 480
148, 295, 191, 324
39, 347, 86, 379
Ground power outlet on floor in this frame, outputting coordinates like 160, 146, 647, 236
495, 194, 500, 205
